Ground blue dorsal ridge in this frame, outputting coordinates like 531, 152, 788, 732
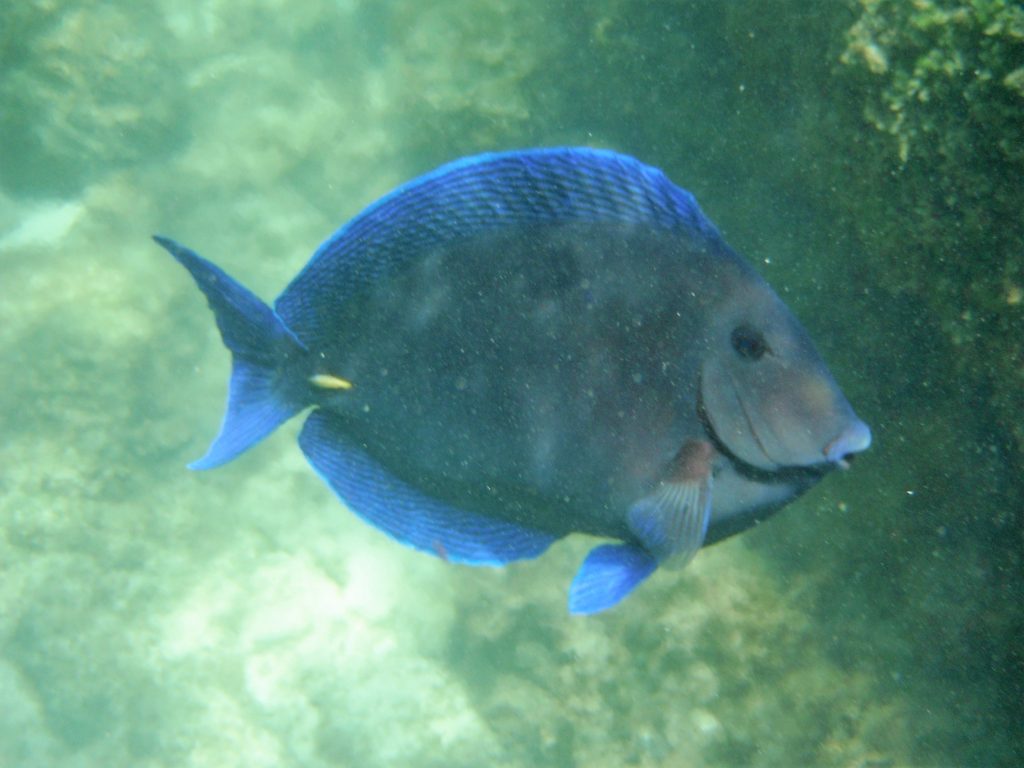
275, 148, 723, 338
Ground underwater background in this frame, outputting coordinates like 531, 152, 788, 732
1, 1, 1021, 766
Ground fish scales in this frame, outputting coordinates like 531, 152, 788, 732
155, 147, 870, 614
320, 223, 708, 530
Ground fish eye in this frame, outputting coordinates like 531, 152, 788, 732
731, 324, 769, 360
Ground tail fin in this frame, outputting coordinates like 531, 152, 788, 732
154, 235, 308, 470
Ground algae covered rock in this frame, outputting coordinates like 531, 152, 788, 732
0, 4, 191, 196
842, 0, 1024, 164
835, 0, 1024, 465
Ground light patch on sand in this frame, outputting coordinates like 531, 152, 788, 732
0, 199, 85, 252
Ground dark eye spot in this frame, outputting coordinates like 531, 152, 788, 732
731, 324, 768, 360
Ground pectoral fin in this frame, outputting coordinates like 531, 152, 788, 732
627, 439, 714, 568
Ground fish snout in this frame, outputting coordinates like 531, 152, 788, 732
823, 419, 871, 469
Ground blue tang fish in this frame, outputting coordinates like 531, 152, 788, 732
155, 148, 871, 614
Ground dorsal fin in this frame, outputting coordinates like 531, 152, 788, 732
275, 148, 724, 340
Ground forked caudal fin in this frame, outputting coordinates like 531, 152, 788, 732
153, 235, 309, 469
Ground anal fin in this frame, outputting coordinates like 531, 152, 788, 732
298, 409, 558, 566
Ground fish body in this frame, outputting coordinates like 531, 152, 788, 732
156, 148, 870, 614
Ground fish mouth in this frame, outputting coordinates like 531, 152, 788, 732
823, 419, 872, 469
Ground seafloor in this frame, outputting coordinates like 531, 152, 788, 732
1, 2, 1020, 767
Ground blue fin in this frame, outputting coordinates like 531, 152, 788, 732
568, 543, 658, 615
627, 475, 712, 569
154, 235, 308, 469
298, 409, 558, 565
628, 439, 713, 569
275, 148, 726, 344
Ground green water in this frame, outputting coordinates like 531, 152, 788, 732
1, 1, 1021, 766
